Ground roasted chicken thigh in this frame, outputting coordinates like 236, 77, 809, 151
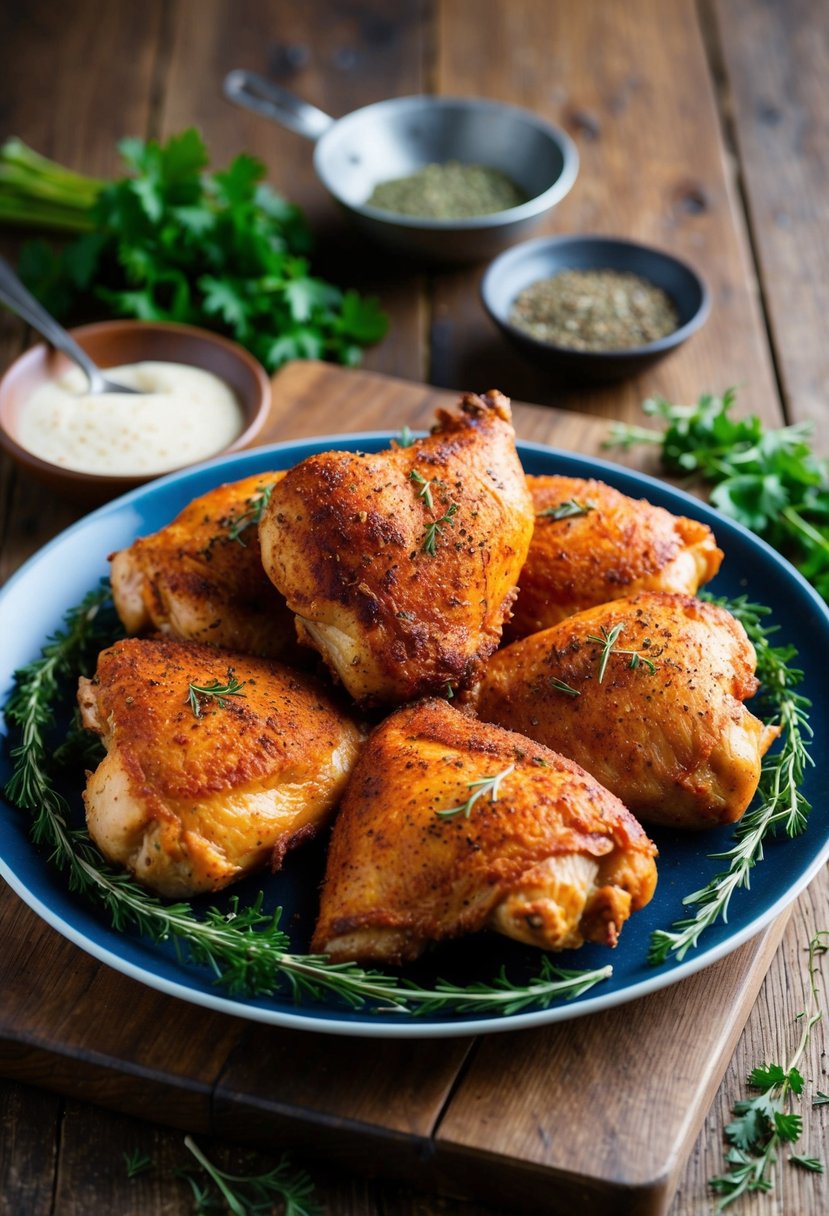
507, 475, 723, 639
477, 592, 778, 829
110, 472, 298, 659
312, 699, 657, 964
259, 391, 534, 706
78, 637, 362, 896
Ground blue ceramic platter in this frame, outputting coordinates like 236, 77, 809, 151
1, 435, 827, 1038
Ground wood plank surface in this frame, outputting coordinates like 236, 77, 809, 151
431, 0, 781, 424
711, 0, 829, 449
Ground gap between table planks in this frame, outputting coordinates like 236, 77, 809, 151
0, 360, 794, 1216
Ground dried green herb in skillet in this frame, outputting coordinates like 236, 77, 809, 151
509, 268, 679, 350
367, 161, 527, 219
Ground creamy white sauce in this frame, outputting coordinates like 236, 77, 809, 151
18, 361, 245, 475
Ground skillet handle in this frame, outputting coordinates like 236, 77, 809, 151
223, 70, 335, 142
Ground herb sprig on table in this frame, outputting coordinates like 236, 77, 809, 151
710, 930, 828, 1210
2, 585, 611, 1017
649, 596, 813, 965
605, 389, 829, 602
0, 131, 387, 372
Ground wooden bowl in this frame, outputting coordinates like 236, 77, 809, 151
0, 320, 271, 504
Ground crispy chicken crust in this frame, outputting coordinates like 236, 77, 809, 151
110, 472, 299, 659
477, 591, 779, 829
312, 698, 657, 964
78, 637, 362, 896
259, 391, 534, 707
507, 475, 723, 639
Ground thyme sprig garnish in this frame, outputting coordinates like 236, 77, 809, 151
181, 1136, 321, 1216
3, 589, 610, 1016
409, 468, 435, 511
710, 930, 828, 1209
187, 672, 247, 718
224, 483, 274, 545
548, 677, 581, 697
421, 501, 459, 556
649, 596, 813, 965
436, 764, 515, 820
536, 497, 596, 520
586, 622, 657, 682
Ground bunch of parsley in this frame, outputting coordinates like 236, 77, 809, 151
8, 129, 386, 371
606, 389, 829, 601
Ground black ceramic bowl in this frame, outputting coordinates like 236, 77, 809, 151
480, 234, 710, 382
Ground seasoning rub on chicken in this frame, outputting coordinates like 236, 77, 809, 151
110, 472, 299, 660
477, 591, 778, 830
78, 637, 363, 897
312, 699, 657, 965
507, 474, 723, 640
259, 391, 534, 707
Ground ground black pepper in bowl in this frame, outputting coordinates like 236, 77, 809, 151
366, 161, 528, 219
508, 268, 680, 351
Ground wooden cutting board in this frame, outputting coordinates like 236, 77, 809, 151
0, 361, 790, 1216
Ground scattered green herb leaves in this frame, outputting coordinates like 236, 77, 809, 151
409, 468, 435, 511
224, 484, 274, 545
421, 501, 459, 556
123, 1149, 153, 1180
436, 764, 515, 821
649, 596, 813, 965
1, 132, 387, 373
548, 677, 581, 697
186, 672, 246, 718
536, 498, 596, 520
181, 1136, 321, 1216
709, 930, 827, 1209
2, 588, 611, 1015
586, 623, 657, 682
604, 389, 829, 602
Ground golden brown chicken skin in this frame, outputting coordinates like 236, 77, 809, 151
477, 592, 778, 829
311, 699, 657, 965
259, 391, 534, 707
110, 472, 299, 659
78, 637, 362, 897
507, 475, 723, 639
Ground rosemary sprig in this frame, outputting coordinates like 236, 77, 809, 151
395, 424, 415, 448
409, 468, 435, 511
186, 672, 247, 718
421, 501, 459, 556
536, 497, 596, 520
436, 764, 515, 820
3, 589, 610, 1017
181, 1136, 321, 1216
649, 596, 813, 965
123, 1149, 153, 1179
548, 676, 581, 697
709, 930, 828, 1209
585, 622, 657, 682
224, 484, 274, 545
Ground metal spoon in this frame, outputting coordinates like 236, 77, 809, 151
0, 256, 141, 394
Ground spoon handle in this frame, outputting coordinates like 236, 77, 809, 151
223, 70, 335, 142
0, 256, 105, 393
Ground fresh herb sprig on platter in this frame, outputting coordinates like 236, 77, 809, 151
605, 389, 829, 602
649, 596, 813, 965
2, 586, 611, 1017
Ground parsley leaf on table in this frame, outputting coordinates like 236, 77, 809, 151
605, 389, 829, 602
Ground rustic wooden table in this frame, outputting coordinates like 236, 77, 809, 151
1, 2, 828, 1214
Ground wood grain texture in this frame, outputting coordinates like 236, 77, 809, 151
431, 0, 782, 428
711, 0, 829, 450
0, 1081, 60, 1216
